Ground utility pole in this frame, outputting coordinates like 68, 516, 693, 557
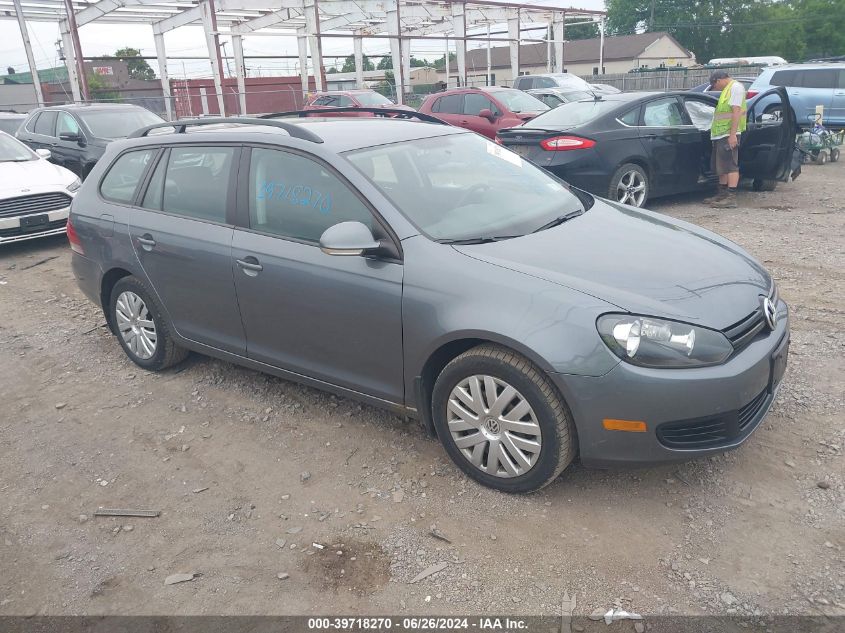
63, 0, 90, 101
649, 0, 656, 31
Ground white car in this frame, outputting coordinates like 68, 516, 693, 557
0, 131, 80, 244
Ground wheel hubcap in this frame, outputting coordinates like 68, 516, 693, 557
115, 291, 157, 360
616, 170, 646, 207
447, 375, 542, 478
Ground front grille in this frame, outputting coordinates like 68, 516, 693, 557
0, 218, 67, 238
722, 287, 777, 353
657, 388, 769, 449
0, 192, 72, 219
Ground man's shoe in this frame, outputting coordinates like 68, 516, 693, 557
710, 190, 737, 208
703, 187, 728, 204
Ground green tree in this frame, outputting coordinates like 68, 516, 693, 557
410, 57, 429, 67
433, 52, 457, 70
87, 72, 120, 102
114, 47, 156, 81
795, 0, 845, 58
564, 20, 600, 40
340, 54, 375, 73
376, 56, 392, 70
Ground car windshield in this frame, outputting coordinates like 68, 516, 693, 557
488, 90, 549, 113
356, 92, 393, 106
345, 133, 585, 242
78, 108, 164, 139
560, 90, 593, 101
0, 133, 34, 162
526, 99, 622, 127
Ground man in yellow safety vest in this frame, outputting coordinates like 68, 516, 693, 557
704, 70, 747, 208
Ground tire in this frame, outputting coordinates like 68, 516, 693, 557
816, 152, 827, 165
109, 276, 188, 371
752, 178, 778, 192
431, 344, 576, 493
831, 148, 840, 163
608, 163, 649, 208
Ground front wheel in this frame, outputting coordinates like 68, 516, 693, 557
752, 178, 778, 192
110, 276, 188, 371
431, 344, 576, 493
609, 163, 649, 208
830, 148, 840, 163
816, 151, 828, 165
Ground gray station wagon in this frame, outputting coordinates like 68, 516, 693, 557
68, 112, 790, 493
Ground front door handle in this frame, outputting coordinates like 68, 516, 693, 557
136, 234, 156, 251
236, 256, 263, 276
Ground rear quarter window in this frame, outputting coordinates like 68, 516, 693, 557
100, 149, 157, 204
769, 70, 798, 87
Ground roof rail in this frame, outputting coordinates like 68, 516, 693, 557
259, 107, 447, 126
129, 117, 324, 143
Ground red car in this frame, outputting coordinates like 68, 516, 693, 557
418, 87, 549, 139
303, 90, 413, 116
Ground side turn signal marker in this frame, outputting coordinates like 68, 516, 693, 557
603, 419, 648, 433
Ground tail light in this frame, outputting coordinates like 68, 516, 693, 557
746, 89, 758, 98
540, 136, 596, 151
66, 215, 84, 255
494, 136, 504, 145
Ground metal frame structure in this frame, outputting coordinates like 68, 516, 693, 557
3, 0, 606, 117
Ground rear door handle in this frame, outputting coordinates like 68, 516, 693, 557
236, 256, 263, 276
136, 234, 156, 250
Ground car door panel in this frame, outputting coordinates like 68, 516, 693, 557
740, 87, 796, 183
232, 146, 405, 403
52, 112, 85, 176
128, 146, 246, 355
638, 97, 701, 195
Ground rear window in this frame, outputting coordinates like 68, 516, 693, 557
526, 99, 622, 127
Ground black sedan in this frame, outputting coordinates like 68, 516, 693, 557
496, 89, 796, 207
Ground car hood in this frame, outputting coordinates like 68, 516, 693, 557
0, 159, 77, 198
453, 199, 771, 330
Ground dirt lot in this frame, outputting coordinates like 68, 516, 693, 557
0, 161, 842, 624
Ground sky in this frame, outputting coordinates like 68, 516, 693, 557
1, 0, 606, 80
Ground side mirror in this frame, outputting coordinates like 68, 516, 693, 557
35, 148, 52, 160
59, 132, 82, 144
320, 221, 381, 257
478, 108, 495, 121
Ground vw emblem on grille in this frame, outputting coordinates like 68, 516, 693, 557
762, 297, 778, 331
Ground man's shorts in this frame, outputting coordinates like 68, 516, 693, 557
712, 136, 740, 175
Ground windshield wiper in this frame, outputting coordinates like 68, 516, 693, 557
439, 235, 521, 245
531, 209, 585, 233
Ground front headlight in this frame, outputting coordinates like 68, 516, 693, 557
597, 314, 733, 368
67, 178, 82, 193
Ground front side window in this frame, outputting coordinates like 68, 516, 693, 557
463, 93, 495, 116
249, 147, 373, 243
643, 97, 685, 127
683, 99, 715, 130
57, 112, 81, 138
346, 133, 583, 243
158, 146, 234, 222
34, 111, 57, 136
100, 149, 156, 203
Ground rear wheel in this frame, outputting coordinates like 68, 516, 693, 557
752, 178, 778, 192
609, 163, 649, 208
831, 148, 840, 163
110, 276, 188, 371
432, 344, 576, 493
816, 151, 828, 165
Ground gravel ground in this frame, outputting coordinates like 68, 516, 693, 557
0, 161, 842, 625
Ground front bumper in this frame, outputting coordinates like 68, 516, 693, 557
553, 301, 790, 467
0, 207, 70, 244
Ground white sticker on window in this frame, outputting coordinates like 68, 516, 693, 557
486, 141, 523, 168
